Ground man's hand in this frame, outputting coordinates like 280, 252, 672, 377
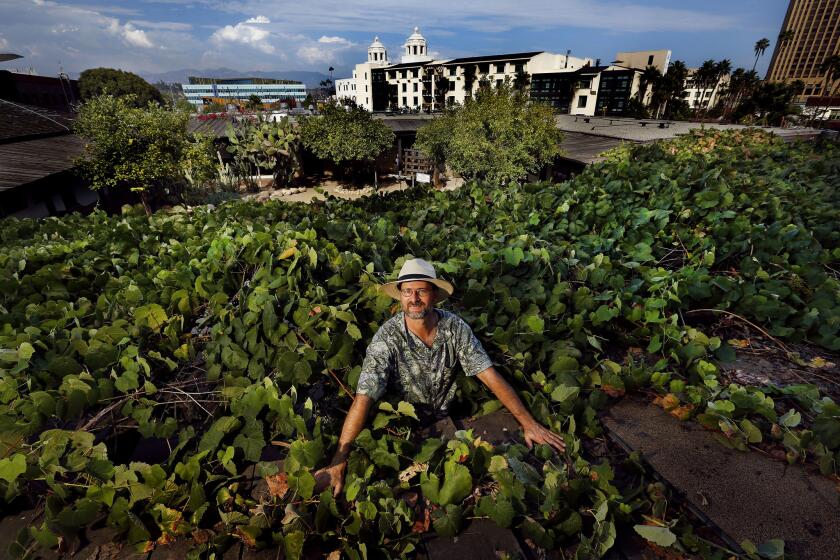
522, 421, 566, 453
313, 460, 347, 498
477, 367, 566, 455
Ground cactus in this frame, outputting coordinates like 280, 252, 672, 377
226, 116, 302, 191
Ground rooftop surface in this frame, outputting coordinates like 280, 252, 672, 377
555, 114, 818, 142
0, 99, 73, 143
0, 134, 84, 191
604, 398, 840, 560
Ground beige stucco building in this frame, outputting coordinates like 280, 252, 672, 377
336, 29, 669, 117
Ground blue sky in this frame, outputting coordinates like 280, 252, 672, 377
0, 0, 790, 79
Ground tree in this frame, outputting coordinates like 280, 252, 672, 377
247, 94, 263, 111
719, 68, 760, 119
74, 95, 212, 215
513, 70, 531, 96
733, 81, 800, 126
778, 29, 795, 48
299, 102, 394, 185
693, 59, 718, 112
650, 60, 688, 119
637, 65, 662, 106
78, 68, 163, 107
810, 54, 840, 125
319, 78, 335, 98
415, 82, 563, 186
753, 38, 770, 72
818, 54, 840, 97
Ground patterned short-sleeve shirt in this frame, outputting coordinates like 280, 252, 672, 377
356, 309, 493, 415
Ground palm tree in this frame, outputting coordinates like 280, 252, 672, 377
695, 59, 718, 111
810, 55, 840, 125
778, 30, 795, 45
637, 65, 662, 107
753, 38, 770, 72
819, 54, 840, 96
712, 59, 732, 110
651, 60, 687, 119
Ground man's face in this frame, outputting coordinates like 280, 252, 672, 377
399, 280, 438, 320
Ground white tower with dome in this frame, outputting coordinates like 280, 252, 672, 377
367, 37, 389, 66
401, 27, 432, 64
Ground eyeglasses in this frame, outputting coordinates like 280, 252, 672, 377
400, 288, 433, 298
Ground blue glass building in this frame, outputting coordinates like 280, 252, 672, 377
182, 77, 306, 106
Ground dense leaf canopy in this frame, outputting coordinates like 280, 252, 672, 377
74, 95, 213, 212
1, 130, 838, 558
79, 67, 164, 108
299, 103, 394, 166
416, 83, 564, 185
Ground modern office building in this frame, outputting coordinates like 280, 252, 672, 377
765, 0, 840, 101
336, 28, 669, 117
181, 77, 306, 107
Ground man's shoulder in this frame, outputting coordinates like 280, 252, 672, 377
438, 308, 469, 328
371, 313, 405, 342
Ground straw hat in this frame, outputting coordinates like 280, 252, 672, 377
380, 258, 454, 300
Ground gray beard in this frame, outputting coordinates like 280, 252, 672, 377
405, 308, 430, 320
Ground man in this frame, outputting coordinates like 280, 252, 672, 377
315, 258, 565, 496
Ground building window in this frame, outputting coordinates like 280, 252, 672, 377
402, 83, 407, 92
413, 96, 418, 106
365, 85, 368, 92
496, 63, 505, 73
413, 45, 418, 55
449, 80, 456, 90
496, 79, 503, 88
514, 63, 524, 73
478, 63, 489, 73
413, 83, 418, 92
412, 68, 419, 78
402, 97, 407, 106
577, 95, 587, 108
647, 55, 654, 65
449, 67, 456, 76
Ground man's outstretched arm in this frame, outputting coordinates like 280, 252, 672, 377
476, 367, 566, 453
314, 394, 373, 497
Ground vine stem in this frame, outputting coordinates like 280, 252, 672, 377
684, 308, 791, 354
78, 398, 127, 432
327, 368, 355, 400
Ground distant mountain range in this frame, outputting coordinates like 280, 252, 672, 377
141, 68, 333, 88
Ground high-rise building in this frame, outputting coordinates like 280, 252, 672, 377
765, 0, 840, 101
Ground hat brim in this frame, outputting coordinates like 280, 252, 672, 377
380, 277, 454, 300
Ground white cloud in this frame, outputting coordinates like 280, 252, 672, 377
50, 24, 80, 34
0, 0, 203, 74
211, 21, 274, 53
318, 35, 351, 45
121, 24, 154, 48
0, 35, 7, 50
224, 0, 736, 34
245, 15, 270, 24
129, 20, 193, 31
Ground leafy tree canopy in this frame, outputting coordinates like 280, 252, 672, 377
299, 102, 394, 166
78, 67, 163, 107
74, 94, 212, 214
416, 82, 563, 185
